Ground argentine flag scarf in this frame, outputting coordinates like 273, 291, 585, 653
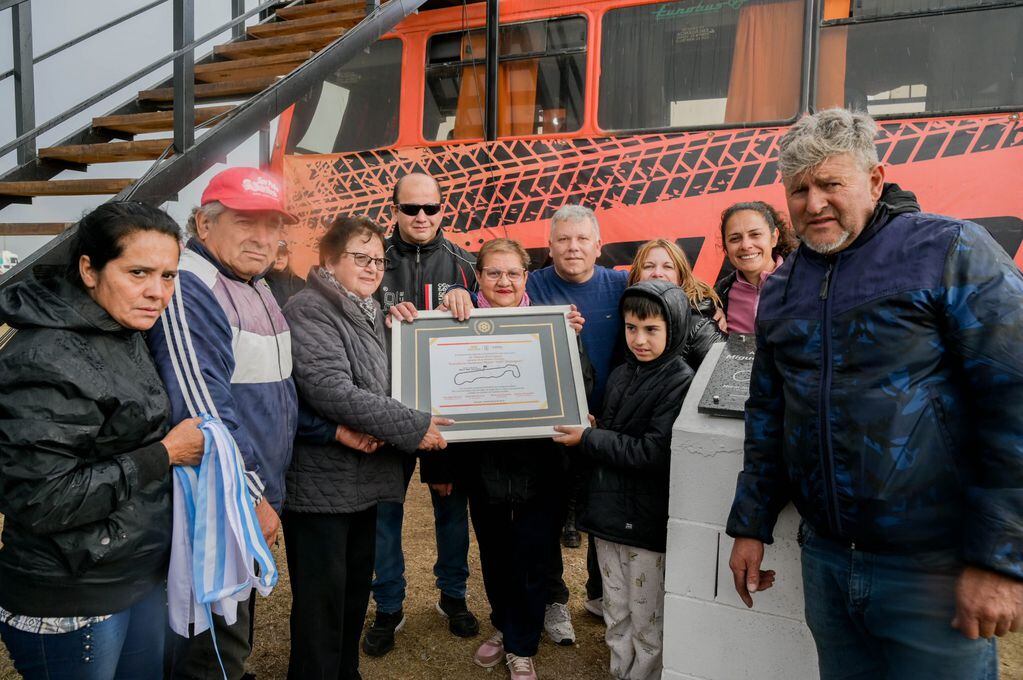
168, 417, 278, 639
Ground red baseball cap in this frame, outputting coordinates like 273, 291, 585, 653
201, 167, 298, 224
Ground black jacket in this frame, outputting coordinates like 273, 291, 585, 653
675, 306, 725, 372
266, 267, 306, 309
577, 280, 695, 552
377, 229, 478, 312
713, 272, 739, 317
0, 276, 172, 616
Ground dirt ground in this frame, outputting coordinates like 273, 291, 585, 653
1, 478, 1022, 679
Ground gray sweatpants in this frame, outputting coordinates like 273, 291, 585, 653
594, 538, 665, 680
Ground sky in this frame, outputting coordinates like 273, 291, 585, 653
0, 0, 278, 260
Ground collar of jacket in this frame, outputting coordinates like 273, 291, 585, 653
799, 183, 921, 265
389, 227, 449, 255
186, 237, 270, 284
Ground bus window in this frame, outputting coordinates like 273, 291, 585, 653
286, 39, 402, 154
599, 0, 805, 132
847, 0, 1010, 19
816, 5, 1022, 116
423, 16, 586, 141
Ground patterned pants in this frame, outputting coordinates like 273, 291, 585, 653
594, 538, 665, 680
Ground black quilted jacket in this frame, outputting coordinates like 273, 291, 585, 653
283, 270, 432, 513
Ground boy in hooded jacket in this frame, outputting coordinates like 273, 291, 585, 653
554, 279, 695, 680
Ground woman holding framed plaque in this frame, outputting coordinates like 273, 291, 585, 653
283, 216, 451, 680
421, 238, 583, 680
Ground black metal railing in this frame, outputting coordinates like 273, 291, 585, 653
0, 0, 291, 164
0, 0, 427, 289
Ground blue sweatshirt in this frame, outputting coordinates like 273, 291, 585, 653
526, 265, 628, 410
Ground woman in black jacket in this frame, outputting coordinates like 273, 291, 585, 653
421, 238, 585, 680
626, 238, 725, 372
0, 202, 204, 680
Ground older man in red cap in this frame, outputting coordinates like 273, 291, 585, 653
147, 167, 311, 679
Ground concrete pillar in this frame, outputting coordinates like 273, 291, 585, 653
662, 342, 819, 680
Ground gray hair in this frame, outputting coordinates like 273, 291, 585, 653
778, 108, 879, 181
185, 201, 226, 237
550, 204, 600, 240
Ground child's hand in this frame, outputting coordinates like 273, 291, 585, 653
587, 414, 596, 427
553, 425, 585, 446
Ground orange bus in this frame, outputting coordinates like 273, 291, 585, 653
273, 0, 1023, 283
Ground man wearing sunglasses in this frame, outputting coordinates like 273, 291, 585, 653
365, 172, 481, 658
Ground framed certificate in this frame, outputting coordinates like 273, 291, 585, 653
391, 305, 589, 442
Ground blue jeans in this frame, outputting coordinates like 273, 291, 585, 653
0, 585, 166, 680
371, 462, 470, 613
800, 523, 998, 680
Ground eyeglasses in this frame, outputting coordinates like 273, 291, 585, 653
480, 267, 525, 282
343, 251, 389, 271
395, 203, 441, 217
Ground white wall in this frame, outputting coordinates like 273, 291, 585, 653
0, 0, 277, 259
664, 342, 819, 680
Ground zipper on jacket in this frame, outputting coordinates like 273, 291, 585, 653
818, 259, 842, 537
414, 246, 423, 309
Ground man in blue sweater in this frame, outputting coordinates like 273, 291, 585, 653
527, 204, 629, 640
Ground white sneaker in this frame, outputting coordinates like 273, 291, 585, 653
506, 653, 538, 680
583, 597, 603, 619
543, 602, 576, 645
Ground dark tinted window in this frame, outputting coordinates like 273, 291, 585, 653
599, 0, 805, 131
816, 6, 1023, 115
287, 39, 402, 154
849, 0, 1009, 19
423, 16, 586, 140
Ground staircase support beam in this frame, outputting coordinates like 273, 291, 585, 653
12, 2, 36, 164
173, 0, 196, 153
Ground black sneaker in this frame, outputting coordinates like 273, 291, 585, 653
361, 609, 405, 657
435, 593, 480, 638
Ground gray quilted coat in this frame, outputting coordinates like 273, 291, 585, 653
283, 269, 431, 513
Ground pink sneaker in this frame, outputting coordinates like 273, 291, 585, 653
473, 631, 504, 668
506, 653, 538, 680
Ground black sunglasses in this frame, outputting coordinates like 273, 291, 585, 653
395, 203, 441, 217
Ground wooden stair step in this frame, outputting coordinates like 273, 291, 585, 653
276, 0, 366, 20
39, 139, 174, 164
194, 51, 312, 83
0, 179, 134, 197
138, 76, 280, 104
0, 222, 73, 236
92, 106, 235, 134
214, 27, 348, 60
247, 11, 362, 39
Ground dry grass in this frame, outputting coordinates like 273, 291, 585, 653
2, 478, 1022, 679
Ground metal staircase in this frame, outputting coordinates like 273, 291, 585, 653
0, 0, 428, 287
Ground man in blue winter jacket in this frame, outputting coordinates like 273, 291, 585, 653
726, 109, 1023, 679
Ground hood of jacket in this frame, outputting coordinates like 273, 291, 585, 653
0, 274, 121, 333
619, 279, 692, 369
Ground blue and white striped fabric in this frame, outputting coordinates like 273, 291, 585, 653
168, 416, 277, 638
